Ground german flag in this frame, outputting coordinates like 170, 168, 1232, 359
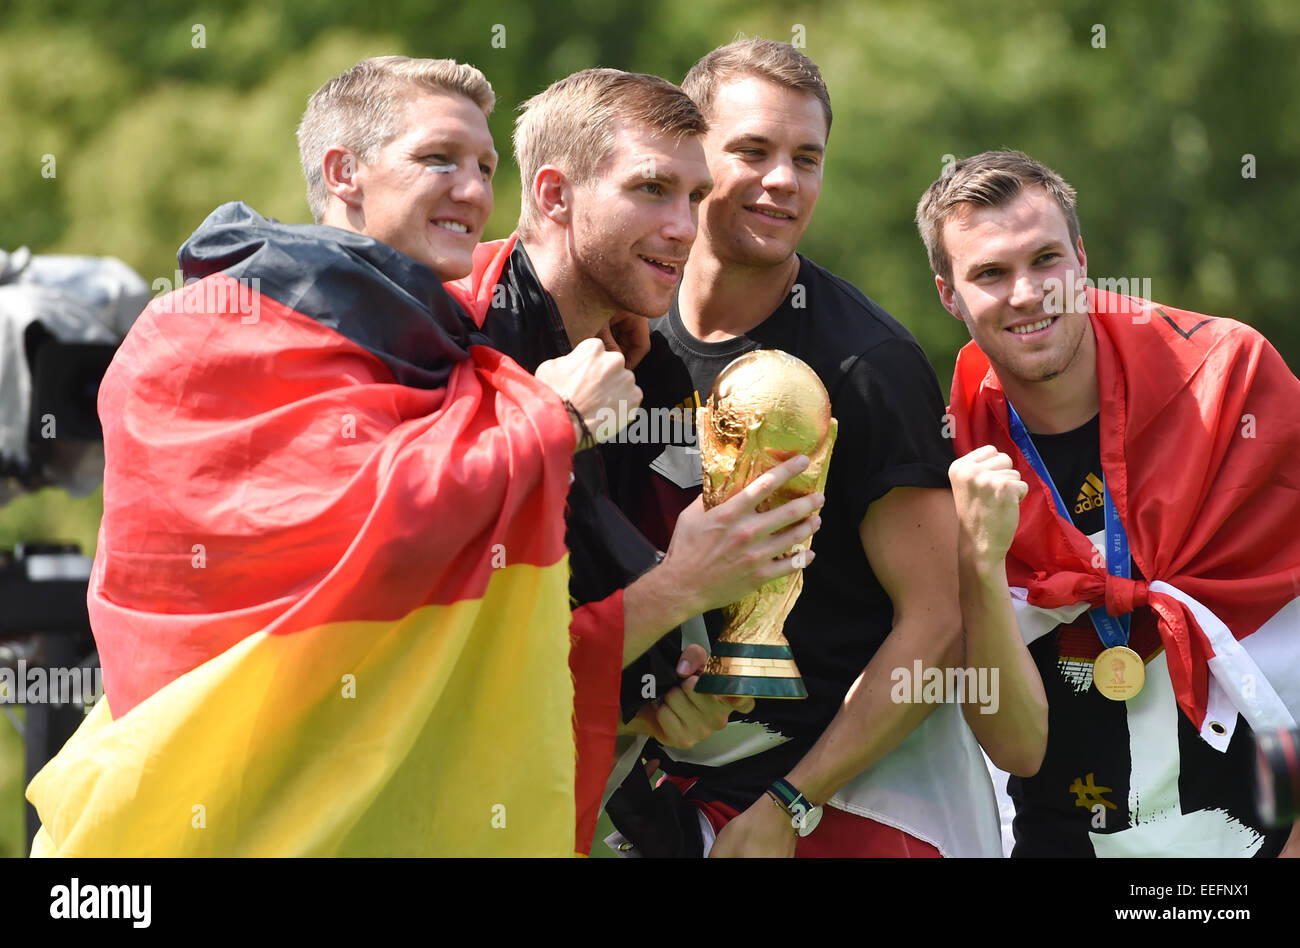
27, 203, 581, 856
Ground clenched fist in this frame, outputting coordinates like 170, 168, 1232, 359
535, 337, 642, 450
949, 445, 1029, 568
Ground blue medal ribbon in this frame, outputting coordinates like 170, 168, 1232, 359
1004, 401, 1132, 646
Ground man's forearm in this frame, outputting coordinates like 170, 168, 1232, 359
957, 535, 1049, 776
784, 612, 961, 807
620, 564, 700, 668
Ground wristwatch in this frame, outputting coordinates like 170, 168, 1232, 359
766, 778, 823, 837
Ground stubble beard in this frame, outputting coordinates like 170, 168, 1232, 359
574, 240, 664, 321
1027, 316, 1088, 383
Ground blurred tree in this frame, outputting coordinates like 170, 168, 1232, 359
3, 0, 1294, 386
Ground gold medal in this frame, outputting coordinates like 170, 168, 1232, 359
1093, 646, 1145, 701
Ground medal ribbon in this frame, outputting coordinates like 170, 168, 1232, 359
1005, 401, 1132, 646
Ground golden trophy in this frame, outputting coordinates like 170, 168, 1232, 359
694, 350, 837, 699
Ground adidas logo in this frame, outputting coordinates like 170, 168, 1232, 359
1075, 473, 1104, 514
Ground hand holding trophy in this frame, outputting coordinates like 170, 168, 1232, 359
694, 350, 837, 699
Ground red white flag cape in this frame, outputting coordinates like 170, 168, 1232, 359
950, 288, 1300, 747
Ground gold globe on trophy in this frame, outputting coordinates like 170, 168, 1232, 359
694, 349, 837, 699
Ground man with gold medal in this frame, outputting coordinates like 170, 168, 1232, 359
930, 150, 1300, 857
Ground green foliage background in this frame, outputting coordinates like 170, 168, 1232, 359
1, 0, 1296, 856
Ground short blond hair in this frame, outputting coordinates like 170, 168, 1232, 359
513, 68, 706, 240
916, 150, 1081, 283
683, 37, 832, 137
297, 55, 495, 222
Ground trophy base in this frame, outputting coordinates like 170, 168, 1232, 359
693, 642, 807, 699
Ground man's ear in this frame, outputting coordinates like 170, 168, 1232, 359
533, 166, 571, 227
323, 147, 363, 209
1075, 234, 1087, 283
935, 274, 965, 323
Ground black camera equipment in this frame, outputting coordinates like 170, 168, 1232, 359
1, 328, 117, 850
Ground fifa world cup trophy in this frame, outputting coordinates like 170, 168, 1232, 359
694, 350, 837, 699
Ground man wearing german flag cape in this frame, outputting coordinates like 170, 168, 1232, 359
26, 57, 640, 856
922, 150, 1300, 857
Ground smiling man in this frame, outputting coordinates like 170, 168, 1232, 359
602, 39, 1000, 858
443, 68, 828, 853
304, 60, 499, 279
927, 149, 1300, 857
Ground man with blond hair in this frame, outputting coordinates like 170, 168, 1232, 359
444, 67, 827, 853
925, 148, 1300, 857
27, 56, 640, 857
602, 39, 1001, 858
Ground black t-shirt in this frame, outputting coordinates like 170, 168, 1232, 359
1030, 414, 1105, 536
603, 254, 953, 809
1009, 415, 1287, 857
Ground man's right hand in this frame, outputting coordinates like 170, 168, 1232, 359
621, 454, 825, 665
948, 445, 1028, 569
535, 337, 641, 449
652, 455, 824, 620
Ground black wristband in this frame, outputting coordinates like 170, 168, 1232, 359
563, 399, 597, 452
